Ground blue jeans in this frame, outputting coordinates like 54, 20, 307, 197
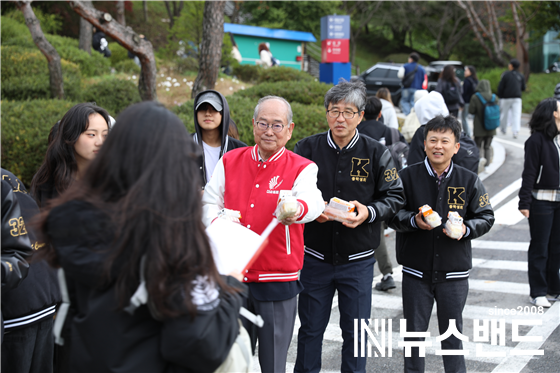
528, 198, 560, 297
401, 88, 417, 116
295, 255, 375, 373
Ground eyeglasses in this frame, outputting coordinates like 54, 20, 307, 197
326, 110, 360, 119
256, 121, 285, 133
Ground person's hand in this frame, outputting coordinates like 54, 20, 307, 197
316, 213, 330, 223
415, 212, 433, 231
280, 202, 302, 226
443, 223, 466, 240
519, 209, 529, 218
342, 201, 368, 229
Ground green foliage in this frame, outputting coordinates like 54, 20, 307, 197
172, 95, 328, 150
0, 16, 35, 48
81, 78, 141, 116
162, 2, 204, 60
233, 80, 331, 106
108, 42, 130, 66
174, 57, 199, 74
4, 8, 63, 35
46, 34, 111, 77
114, 59, 141, 74
233, 64, 264, 84
257, 66, 315, 84
522, 73, 559, 114
1, 99, 77, 187
1, 46, 83, 101
478, 67, 505, 94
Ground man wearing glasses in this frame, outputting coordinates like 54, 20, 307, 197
294, 80, 405, 373
202, 95, 324, 373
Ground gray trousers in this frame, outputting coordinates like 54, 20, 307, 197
374, 223, 393, 275
252, 295, 297, 373
402, 275, 469, 373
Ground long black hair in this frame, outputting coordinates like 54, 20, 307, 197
466, 65, 478, 82
440, 65, 457, 83
529, 98, 559, 139
38, 102, 227, 318
31, 103, 110, 205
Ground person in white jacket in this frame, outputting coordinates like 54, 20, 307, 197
376, 87, 399, 129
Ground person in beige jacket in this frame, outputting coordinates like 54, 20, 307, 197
469, 79, 498, 166
401, 89, 429, 143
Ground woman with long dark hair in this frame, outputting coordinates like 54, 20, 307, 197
461, 65, 479, 137
436, 65, 464, 118
519, 98, 560, 308
37, 102, 243, 372
31, 103, 110, 207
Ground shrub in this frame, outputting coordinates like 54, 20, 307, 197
108, 42, 130, 66
233, 80, 332, 106
1, 46, 83, 101
3, 9, 63, 35
81, 78, 141, 116
175, 57, 199, 74
1, 16, 35, 49
257, 66, 315, 84
172, 95, 328, 150
114, 59, 141, 74
46, 34, 111, 77
1, 99, 77, 187
233, 64, 264, 84
478, 67, 504, 94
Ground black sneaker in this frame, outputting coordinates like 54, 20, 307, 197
375, 275, 396, 291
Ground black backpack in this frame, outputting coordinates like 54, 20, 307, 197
442, 81, 460, 106
385, 127, 409, 170
402, 65, 418, 88
453, 133, 479, 174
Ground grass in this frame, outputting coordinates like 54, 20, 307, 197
522, 73, 559, 114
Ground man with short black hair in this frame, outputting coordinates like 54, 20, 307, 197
398, 52, 426, 116
497, 58, 526, 138
390, 115, 494, 373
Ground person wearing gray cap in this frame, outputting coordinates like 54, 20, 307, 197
498, 58, 526, 138
193, 90, 246, 187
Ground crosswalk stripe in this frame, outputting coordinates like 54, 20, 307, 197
493, 196, 525, 226
472, 240, 529, 251
472, 258, 527, 272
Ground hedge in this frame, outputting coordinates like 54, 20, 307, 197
233, 80, 331, 106
1, 99, 78, 187
114, 59, 141, 74
232, 64, 316, 85
1, 46, 83, 101
108, 42, 130, 67
81, 78, 142, 116
172, 95, 328, 150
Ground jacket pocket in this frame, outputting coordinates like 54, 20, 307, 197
285, 225, 291, 255
536, 165, 543, 184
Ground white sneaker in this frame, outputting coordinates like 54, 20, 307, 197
531, 296, 551, 308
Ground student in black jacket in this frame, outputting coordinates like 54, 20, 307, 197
192, 90, 246, 188
498, 58, 526, 138
1, 169, 61, 373
518, 98, 560, 308
37, 102, 243, 372
294, 80, 405, 373
390, 115, 494, 373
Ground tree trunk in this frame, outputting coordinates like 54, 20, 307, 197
511, 2, 531, 81
15, 1, 64, 99
68, 0, 157, 101
116, 1, 125, 26
164, 1, 174, 29
143, 1, 148, 22
78, 0, 92, 54
192, 1, 226, 98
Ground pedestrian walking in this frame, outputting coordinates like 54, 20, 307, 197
398, 52, 427, 116
498, 58, 526, 138
519, 98, 560, 308
461, 65, 479, 138
469, 79, 499, 167
436, 65, 464, 118
38, 102, 245, 372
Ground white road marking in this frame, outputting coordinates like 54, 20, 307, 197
494, 137, 525, 150
472, 258, 527, 272
489, 178, 522, 207
472, 240, 529, 251
494, 196, 525, 226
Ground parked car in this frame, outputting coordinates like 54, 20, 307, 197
425, 61, 464, 92
353, 62, 404, 104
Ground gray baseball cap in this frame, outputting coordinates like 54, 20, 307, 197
195, 92, 223, 112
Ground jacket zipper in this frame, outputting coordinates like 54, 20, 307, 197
285, 226, 291, 255
536, 165, 543, 184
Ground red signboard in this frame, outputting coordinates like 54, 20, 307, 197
321, 39, 349, 63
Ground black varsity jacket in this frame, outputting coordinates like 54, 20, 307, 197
390, 158, 494, 283
294, 130, 405, 265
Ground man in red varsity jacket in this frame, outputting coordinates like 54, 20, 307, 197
202, 96, 324, 373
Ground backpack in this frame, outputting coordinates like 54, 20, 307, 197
385, 127, 409, 170
442, 81, 460, 105
402, 65, 418, 88
474, 92, 500, 131
453, 133, 480, 174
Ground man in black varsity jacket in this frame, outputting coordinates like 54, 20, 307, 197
293, 80, 405, 373
389, 115, 494, 373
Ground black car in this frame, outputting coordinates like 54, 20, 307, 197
425, 61, 464, 92
354, 62, 404, 104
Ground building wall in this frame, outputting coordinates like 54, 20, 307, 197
233, 35, 303, 70
529, 30, 560, 73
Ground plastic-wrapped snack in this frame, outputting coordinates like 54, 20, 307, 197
275, 190, 301, 220
324, 197, 356, 223
419, 204, 441, 228
445, 211, 464, 239
217, 208, 241, 223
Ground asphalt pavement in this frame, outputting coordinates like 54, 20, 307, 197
251, 113, 560, 373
